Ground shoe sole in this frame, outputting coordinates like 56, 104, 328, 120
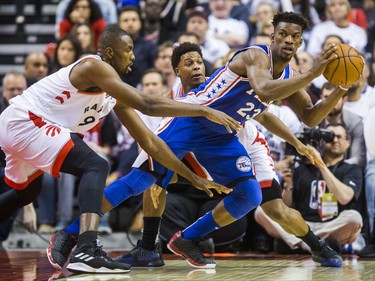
67, 262, 131, 274
126, 259, 165, 267
46, 234, 63, 270
167, 243, 216, 269
320, 260, 342, 267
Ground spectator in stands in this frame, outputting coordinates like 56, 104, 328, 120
140, 0, 163, 43
249, 1, 276, 37
23, 51, 49, 87
319, 82, 367, 168
50, 35, 82, 73
207, 0, 250, 48
118, 6, 156, 88
58, 0, 106, 48
307, 0, 368, 57
70, 22, 96, 54
256, 123, 364, 254
0, 71, 36, 248
185, 7, 230, 66
154, 41, 178, 90
56, 0, 117, 29
158, 0, 188, 44
245, 0, 279, 22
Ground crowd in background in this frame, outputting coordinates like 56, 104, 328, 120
1, 0, 375, 257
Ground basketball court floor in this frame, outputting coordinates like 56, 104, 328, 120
1, 250, 375, 281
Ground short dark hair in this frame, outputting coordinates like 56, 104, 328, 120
171, 42, 203, 69
272, 12, 309, 31
98, 25, 129, 51
119, 5, 140, 18
141, 68, 167, 86
321, 82, 336, 92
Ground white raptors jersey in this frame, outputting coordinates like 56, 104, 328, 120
9, 55, 116, 133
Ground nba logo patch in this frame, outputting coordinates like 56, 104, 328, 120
236, 156, 252, 172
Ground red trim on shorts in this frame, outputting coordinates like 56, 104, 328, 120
184, 154, 208, 179
5, 170, 44, 190
148, 155, 154, 171
260, 180, 273, 188
51, 139, 74, 178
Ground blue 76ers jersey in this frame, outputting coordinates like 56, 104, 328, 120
176, 45, 293, 134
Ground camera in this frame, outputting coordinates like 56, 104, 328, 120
285, 127, 335, 159
298, 127, 335, 148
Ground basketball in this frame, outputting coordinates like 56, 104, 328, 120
323, 44, 364, 88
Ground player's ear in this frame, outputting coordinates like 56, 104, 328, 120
270, 33, 275, 42
298, 37, 303, 47
174, 67, 180, 77
104, 47, 114, 59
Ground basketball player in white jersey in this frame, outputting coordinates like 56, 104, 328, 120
0, 26, 239, 274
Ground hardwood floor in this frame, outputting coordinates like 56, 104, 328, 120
1, 250, 374, 281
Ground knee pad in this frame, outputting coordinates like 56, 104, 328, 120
223, 177, 262, 219
104, 168, 157, 208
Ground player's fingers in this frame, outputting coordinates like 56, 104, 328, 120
224, 123, 233, 134
219, 185, 232, 194
325, 47, 338, 61
202, 185, 214, 197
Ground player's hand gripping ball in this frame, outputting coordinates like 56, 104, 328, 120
323, 44, 364, 88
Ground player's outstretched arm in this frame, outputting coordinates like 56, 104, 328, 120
73, 59, 241, 133
241, 46, 337, 102
254, 111, 324, 167
114, 102, 233, 197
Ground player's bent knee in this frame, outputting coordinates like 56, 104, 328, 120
87, 154, 110, 175
223, 178, 262, 219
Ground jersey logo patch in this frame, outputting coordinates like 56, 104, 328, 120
45, 125, 61, 137
236, 156, 252, 172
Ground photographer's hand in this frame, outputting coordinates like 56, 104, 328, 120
295, 143, 325, 167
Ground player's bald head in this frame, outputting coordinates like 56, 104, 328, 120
98, 25, 130, 53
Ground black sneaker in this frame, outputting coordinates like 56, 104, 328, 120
113, 240, 165, 267
47, 230, 78, 270
358, 244, 375, 258
67, 240, 131, 274
311, 239, 342, 267
167, 231, 216, 269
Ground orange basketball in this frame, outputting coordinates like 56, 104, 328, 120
323, 44, 364, 88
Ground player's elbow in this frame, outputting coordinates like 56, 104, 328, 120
255, 89, 274, 103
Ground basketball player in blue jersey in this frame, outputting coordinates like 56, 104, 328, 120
48, 12, 354, 269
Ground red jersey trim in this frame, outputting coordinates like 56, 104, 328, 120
260, 180, 273, 188
5, 170, 44, 190
51, 139, 75, 178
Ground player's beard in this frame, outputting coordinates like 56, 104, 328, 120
328, 108, 342, 117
